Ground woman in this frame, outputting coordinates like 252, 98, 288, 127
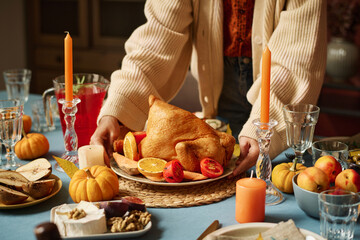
90, 0, 327, 177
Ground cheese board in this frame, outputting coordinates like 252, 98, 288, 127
50, 201, 152, 239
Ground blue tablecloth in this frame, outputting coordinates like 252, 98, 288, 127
0, 92, 359, 240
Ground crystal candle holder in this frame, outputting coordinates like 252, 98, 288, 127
56, 98, 81, 171
253, 118, 284, 205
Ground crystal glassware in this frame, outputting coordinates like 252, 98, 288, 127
282, 104, 320, 165
0, 99, 23, 169
3, 69, 31, 104
253, 118, 284, 205
55, 98, 81, 172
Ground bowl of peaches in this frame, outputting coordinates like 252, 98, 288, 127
292, 155, 360, 218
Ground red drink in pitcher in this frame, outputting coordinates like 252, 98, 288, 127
55, 84, 107, 147
51, 74, 109, 148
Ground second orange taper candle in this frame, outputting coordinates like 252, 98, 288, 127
261, 46, 271, 123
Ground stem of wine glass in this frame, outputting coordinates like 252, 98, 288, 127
294, 151, 305, 164
4, 144, 19, 169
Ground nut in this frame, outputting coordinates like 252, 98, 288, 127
108, 210, 151, 232
67, 208, 87, 220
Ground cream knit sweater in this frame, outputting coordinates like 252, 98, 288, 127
98, 0, 327, 159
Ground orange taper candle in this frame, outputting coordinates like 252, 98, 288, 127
261, 46, 271, 123
235, 177, 266, 223
64, 32, 73, 101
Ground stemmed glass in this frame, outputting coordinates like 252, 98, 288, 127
282, 104, 320, 165
0, 99, 23, 169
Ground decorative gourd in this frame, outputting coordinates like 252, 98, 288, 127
14, 133, 49, 160
23, 115, 32, 133
271, 162, 307, 193
69, 165, 119, 203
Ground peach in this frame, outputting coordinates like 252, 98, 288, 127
314, 155, 342, 183
297, 167, 330, 193
335, 169, 360, 193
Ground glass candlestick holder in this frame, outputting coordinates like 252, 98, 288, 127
56, 98, 81, 172
253, 118, 284, 205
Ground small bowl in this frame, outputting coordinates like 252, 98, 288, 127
292, 174, 319, 219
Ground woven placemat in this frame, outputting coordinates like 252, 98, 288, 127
115, 176, 242, 208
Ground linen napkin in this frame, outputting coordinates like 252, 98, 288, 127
210, 219, 306, 240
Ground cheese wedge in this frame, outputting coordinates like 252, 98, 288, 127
54, 201, 107, 237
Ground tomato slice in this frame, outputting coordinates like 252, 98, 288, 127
133, 131, 147, 144
163, 160, 184, 183
113, 139, 124, 154
200, 158, 224, 178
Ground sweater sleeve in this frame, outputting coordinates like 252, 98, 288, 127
240, 0, 327, 159
98, 0, 193, 131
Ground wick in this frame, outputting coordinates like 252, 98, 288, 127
250, 170, 254, 179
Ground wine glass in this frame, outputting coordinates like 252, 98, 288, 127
0, 99, 23, 169
3, 69, 31, 104
282, 103, 320, 165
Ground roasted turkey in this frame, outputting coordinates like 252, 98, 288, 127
140, 95, 235, 172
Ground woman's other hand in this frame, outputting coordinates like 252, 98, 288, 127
229, 136, 259, 177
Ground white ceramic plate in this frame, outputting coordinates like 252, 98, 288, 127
110, 157, 236, 186
50, 202, 152, 239
204, 222, 325, 240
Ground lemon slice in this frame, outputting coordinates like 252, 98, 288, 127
123, 132, 139, 161
137, 157, 167, 181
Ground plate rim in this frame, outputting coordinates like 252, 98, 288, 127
50, 201, 152, 239
110, 157, 236, 186
205, 222, 325, 240
0, 174, 62, 209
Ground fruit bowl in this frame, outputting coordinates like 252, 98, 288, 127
292, 174, 320, 219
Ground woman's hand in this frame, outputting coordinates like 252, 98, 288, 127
90, 116, 122, 166
229, 136, 259, 177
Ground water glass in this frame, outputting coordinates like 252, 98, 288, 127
319, 189, 360, 240
283, 103, 320, 164
31, 99, 56, 132
3, 69, 31, 103
312, 140, 349, 170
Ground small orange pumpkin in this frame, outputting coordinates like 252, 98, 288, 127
15, 133, 49, 160
272, 162, 307, 193
23, 115, 32, 133
69, 165, 119, 203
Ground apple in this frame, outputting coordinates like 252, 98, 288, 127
314, 155, 342, 183
335, 169, 360, 193
297, 167, 330, 193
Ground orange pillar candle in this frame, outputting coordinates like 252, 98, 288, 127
235, 177, 266, 223
64, 32, 73, 101
260, 46, 271, 123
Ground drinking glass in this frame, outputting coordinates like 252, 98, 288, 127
319, 189, 360, 240
0, 99, 23, 169
312, 140, 349, 170
3, 69, 31, 104
43, 73, 109, 148
282, 104, 320, 164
